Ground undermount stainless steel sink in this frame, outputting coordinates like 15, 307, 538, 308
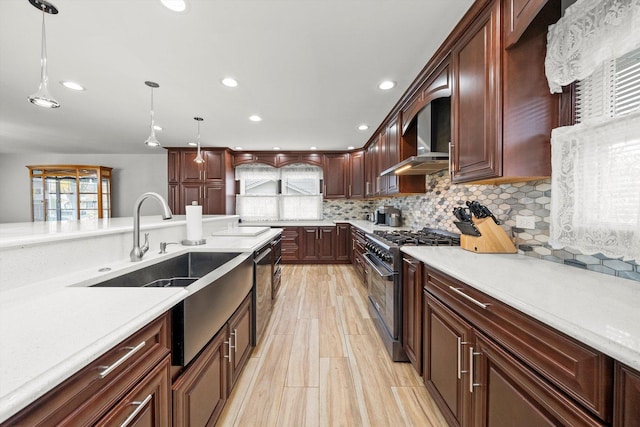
91, 252, 240, 288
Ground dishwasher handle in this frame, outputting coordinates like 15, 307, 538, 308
254, 247, 272, 264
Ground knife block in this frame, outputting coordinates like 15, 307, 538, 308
460, 217, 517, 254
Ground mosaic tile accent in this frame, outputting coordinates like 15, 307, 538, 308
323, 170, 638, 283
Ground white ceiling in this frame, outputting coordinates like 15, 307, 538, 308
0, 0, 473, 155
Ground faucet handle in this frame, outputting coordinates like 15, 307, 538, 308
141, 233, 150, 254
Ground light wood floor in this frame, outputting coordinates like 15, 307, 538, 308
217, 264, 448, 427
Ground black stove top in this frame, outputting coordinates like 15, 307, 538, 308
372, 227, 460, 247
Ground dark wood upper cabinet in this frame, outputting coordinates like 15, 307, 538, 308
450, 0, 560, 184
349, 150, 365, 199
323, 153, 349, 199
167, 148, 234, 215
504, 0, 549, 48
451, 0, 502, 183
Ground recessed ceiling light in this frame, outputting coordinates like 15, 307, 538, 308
357, 124, 369, 131
221, 77, 238, 88
378, 80, 396, 90
273, 146, 281, 150
160, 0, 187, 12
347, 146, 355, 150
153, 125, 163, 131
60, 81, 85, 91
188, 142, 197, 146
234, 146, 243, 150
249, 115, 262, 122
310, 146, 317, 150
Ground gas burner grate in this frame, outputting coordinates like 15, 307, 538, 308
373, 228, 460, 246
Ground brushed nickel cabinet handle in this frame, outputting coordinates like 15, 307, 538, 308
232, 328, 238, 354
98, 341, 146, 379
457, 337, 469, 379
448, 142, 454, 179
469, 346, 481, 393
120, 393, 153, 427
448, 286, 490, 309
224, 339, 232, 363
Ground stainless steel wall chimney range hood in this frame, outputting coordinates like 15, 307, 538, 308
382, 97, 451, 176
381, 153, 449, 176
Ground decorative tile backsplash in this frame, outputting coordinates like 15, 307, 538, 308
323, 170, 639, 282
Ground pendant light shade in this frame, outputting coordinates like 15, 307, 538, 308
194, 117, 204, 163
144, 81, 161, 147
28, 0, 60, 109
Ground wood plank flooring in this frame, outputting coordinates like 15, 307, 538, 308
218, 264, 448, 427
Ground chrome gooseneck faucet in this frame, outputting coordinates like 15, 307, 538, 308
130, 192, 173, 262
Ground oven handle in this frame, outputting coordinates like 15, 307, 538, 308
363, 253, 396, 279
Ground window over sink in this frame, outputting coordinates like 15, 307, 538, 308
235, 164, 323, 221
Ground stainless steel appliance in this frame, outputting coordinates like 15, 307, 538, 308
364, 228, 460, 361
254, 243, 273, 344
375, 205, 401, 226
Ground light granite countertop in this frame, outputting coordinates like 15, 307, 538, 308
0, 226, 280, 423
401, 246, 640, 372
240, 219, 410, 233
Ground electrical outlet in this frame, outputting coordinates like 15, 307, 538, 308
515, 215, 536, 229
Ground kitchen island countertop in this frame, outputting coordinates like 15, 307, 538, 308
0, 226, 280, 423
402, 246, 640, 372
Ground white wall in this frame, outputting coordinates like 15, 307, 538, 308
0, 154, 167, 223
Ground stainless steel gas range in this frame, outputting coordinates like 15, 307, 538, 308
364, 228, 460, 362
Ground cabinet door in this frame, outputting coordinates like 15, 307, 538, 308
172, 326, 228, 427
614, 363, 640, 427
204, 150, 224, 181
323, 153, 349, 199
96, 355, 171, 427
168, 150, 180, 184
180, 151, 204, 182
318, 227, 336, 261
424, 291, 473, 427
365, 144, 377, 197
386, 120, 399, 194
203, 183, 225, 215
228, 294, 253, 389
168, 183, 180, 215
180, 183, 202, 210
376, 132, 388, 195
349, 150, 365, 199
301, 227, 320, 261
402, 255, 422, 374
451, 0, 501, 182
335, 223, 351, 262
504, 0, 549, 48
472, 332, 605, 427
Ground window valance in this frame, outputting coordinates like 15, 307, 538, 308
545, 0, 640, 93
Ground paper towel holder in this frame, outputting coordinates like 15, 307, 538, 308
182, 201, 206, 246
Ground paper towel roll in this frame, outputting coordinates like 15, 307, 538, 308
185, 204, 203, 242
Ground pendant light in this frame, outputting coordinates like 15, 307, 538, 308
194, 117, 204, 163
144, 81, 161, 147
27, 0, 60, 109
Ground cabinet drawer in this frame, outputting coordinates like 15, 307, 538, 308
424, 266, 613, 422
95, 355, 171, 427
5, 313, 171, 426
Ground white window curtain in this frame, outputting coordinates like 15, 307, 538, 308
550, 110, 640, 260
545, 0, 640, 94
546, 0, 640, 260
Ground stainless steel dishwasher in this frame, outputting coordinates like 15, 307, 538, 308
254, 243, 273, 344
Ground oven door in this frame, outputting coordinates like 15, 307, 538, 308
363, 252, 397, 339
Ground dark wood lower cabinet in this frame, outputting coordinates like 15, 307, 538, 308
402, 255, 423, 374
424, 290, 473, 427
473, 332, 605, 427
335, 223, 351, 262
172, 326, 228, 427
172, 292, 253, 427
614, 363, 640, 427
96, 355, 171, 427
